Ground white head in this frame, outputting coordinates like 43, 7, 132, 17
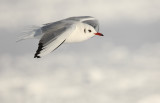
65, 23, 103, 43
82, 23, 103, 39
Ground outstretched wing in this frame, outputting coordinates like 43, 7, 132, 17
34, 21, 76, 58
66, 16, 99, 32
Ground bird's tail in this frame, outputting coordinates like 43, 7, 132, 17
16, 26, 42, 42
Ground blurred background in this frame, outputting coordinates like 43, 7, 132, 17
0, 0, 160, 103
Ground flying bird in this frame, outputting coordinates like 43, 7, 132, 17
18, 16, 103, 58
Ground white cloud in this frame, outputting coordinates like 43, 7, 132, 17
138, 94, 160, 103
0, 42, 160, 103
1, 0, 160, 28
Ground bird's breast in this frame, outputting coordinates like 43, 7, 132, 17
65, 23, 93, 43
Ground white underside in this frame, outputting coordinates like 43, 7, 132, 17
65, 23, 94, 43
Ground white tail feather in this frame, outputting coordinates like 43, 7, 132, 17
16, 26, 43, 42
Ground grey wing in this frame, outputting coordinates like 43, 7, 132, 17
34, 22, 76, 58
66, 16, 93, 21
82, 19, 99, 32
66, 16, 99, 32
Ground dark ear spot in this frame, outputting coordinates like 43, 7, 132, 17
88, 30, 92, 32
84, 29, 86, 33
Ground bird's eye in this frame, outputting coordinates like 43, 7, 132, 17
84, 29, 86, 33
88, 30, 92, 32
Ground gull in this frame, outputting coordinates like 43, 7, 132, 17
18, 16, 103, 58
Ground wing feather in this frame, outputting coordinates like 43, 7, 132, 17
66, 16, 99, 32
34, 22, 76, 58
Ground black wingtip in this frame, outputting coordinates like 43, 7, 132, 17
34, 42, 43, 58
34, 55, 41, 58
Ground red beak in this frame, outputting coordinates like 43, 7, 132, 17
94, 32, 104, 36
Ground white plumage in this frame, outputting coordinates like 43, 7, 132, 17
17, 16, 103, 58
